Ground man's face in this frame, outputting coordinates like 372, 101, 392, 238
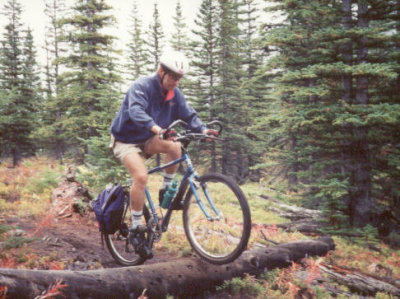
161, 71, 183, 91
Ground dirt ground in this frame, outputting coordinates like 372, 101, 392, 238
3, 179, 179, 271
7, 215, 179, 271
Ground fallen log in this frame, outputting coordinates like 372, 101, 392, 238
260, 195, 323, 221
0, 236, 334, 298
319, 263, 400, 297
277, 219, 323, 234
260, 195, 326, 234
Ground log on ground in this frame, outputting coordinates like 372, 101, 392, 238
0, 236, 335, 299
319, 263, 400, 297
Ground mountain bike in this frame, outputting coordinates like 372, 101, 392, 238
105, 120, 251, 266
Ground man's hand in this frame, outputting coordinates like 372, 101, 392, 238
159, 129, 177, 141
203, 129, 219, 142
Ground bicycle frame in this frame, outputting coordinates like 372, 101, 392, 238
144, 149, 221, 234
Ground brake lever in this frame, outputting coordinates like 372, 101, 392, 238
206, 120, 223, 134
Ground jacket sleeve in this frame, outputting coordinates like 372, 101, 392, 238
177, 96, 206, 133
127, 83, 156, 131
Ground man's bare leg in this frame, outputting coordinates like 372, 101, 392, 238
122, 152, 147, 228
145, 136, 181, 174
145, 136, 181, 198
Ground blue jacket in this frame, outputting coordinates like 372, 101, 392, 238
111, 73, 205, 144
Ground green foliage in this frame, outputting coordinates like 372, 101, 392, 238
25, 169, 61, 194
217, 275, 264, 297
80, 133, 127, 190
359, 224, 380, 245
126, 0, 148, 81
1, 236, 36, 250
0, 0, 40, 166
145, 2, 164, 72
259, 0, 400, 231
0, 224, 14, 235
55, 0, 122, 162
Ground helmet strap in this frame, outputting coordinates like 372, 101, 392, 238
161, 72, 167, 84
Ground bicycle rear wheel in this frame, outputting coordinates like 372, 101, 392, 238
105, 204, 151, 266
183, 173, 251, 264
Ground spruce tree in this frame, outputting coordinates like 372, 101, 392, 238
145, 2, 164, 73
57, 0, 121, 162
240, 0, 265, 180
0, 0, 39, 166
145, 1, 165, 166
20, 28, 41, 152
190, 0, 221, 172
171, 0, 189, 53
126, 0, 148, 82
217, 0, 250, 182
170, 0, 191, 93
34, 0, 68, 161
261, 0, 400, 232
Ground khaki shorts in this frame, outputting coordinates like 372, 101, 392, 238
110, 135, 152, 161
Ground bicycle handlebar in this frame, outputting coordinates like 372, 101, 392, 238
167, 120, 223, 133
166, 120, 224, 145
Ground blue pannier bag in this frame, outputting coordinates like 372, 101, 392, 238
93, 184, 126, 234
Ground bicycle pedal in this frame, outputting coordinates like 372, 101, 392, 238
129, 225, 147, 234
136, 243, 153, 259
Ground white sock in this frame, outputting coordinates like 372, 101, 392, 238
161, 173, 175, 189
131, 210, 143, 229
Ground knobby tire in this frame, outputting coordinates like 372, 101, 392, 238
183, 173, 251, 264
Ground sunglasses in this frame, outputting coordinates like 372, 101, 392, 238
167, 72, 183, 81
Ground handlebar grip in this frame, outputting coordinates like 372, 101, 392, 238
206, 120, 223, 134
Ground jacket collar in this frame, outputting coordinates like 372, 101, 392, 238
152, 73, 175, 102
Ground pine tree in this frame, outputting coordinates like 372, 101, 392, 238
0, 0, 39, 166
126, 0, 148, 82
34, 0, 68, 161
240, 0, 265, 180
170, 0, 191, 93
190, 0, 221, 172
57, 0, 121, 162
145, 2, 164, 73
261, 0, 400, 232
258, 0, 351, 227
20, 27, 41, 149
145, 1, 165, 166
217, 0, 250, 182
171, 0, 189, 53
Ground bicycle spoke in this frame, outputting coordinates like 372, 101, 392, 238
183, 173, 251, 264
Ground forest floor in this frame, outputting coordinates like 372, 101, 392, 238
0, 158, 185, 273
0, 181, 185, 273
3, 212, 181, 271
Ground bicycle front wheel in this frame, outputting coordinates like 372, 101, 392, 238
105, 204, 150, 266
183, 173, 251, 264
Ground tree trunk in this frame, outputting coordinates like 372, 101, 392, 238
351, 0, 372, 227
0, 236, 334, 298
340, 0, 353, 214
341, 0, 353, 105
288, 132, 299, 188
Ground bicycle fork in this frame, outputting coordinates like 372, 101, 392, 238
189, 177, 223, 221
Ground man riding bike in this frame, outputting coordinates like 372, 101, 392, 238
110, 50, 217, 234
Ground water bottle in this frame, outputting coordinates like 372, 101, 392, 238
161, 181, 178, 209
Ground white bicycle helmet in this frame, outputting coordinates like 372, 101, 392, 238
160, 50, 189, 76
